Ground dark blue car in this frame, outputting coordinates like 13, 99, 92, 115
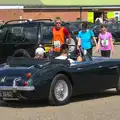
0, 49, 120, 106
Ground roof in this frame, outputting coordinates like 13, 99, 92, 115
41, 0, 120, 6
0, 0, 120, 6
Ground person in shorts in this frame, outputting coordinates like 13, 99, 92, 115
96, 24, 114, 57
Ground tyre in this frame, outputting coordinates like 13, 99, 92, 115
116, 76, 120, 94
13, 49, 31, 58
49, 74, 72, 106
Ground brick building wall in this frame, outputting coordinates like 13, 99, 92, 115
0, 9, 87, 22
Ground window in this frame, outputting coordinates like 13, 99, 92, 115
0, 27, 8, 42
6, 26, 23, 43
111, 24, 118, 29
42, 25, 53, 43
23, 23, 37, 43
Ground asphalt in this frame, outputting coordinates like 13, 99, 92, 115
0, 45, 120, 120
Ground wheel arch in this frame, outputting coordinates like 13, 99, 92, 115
54, 71, 74, 86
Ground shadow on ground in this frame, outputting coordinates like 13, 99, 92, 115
0, 89, 118, 108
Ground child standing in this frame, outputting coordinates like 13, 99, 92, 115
96, 24, 114, 57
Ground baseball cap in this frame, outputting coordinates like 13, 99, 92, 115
35, 47, 46, 55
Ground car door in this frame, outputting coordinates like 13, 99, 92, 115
113, 23, 120, 40
94, 61, 119, 90
71, 60, 119, 95
71, 61, 104, 95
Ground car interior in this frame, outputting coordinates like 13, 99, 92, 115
6, 47, 92, 67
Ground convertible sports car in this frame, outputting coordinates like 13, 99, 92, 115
0, 49, 120, 106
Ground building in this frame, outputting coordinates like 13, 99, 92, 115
0, 0, 120, 22
0, 6, 86, 22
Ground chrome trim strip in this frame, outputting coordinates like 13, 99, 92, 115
3, 98, 19, 100
0, 86, 35, 91
109, 66, 118, 69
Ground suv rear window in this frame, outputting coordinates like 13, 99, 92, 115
5, 23, 38, 43
6, 26, 23, 43
42, 25, 53, 43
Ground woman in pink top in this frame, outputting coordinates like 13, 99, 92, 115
96, 24, 114, 57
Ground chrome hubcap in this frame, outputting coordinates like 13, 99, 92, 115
54, 80, 68, 101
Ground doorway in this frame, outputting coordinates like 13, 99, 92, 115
94, 12, 103, 23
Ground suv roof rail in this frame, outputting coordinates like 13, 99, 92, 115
4, 19, 30, 25
33, 19, 53, 22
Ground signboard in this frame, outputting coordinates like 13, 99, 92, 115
88, 12, 94, 23
107, 12, 114, 19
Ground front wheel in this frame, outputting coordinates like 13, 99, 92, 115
49, 74, 72, 106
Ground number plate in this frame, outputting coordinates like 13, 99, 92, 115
0, 91, 13, 98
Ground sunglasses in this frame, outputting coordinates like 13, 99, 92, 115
56, 22, 61, 24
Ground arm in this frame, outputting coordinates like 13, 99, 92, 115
96, 34, 101, 52
77, 55, 83, 62
63, 27, 71, 44
77, 32, 81, 49
77, 38, 81, 49
51, 28, 54, 46
109, 33, 114, 52
63, 27, 70, 38
91, 30, 97, 46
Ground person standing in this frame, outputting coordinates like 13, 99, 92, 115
77, 22, 97, 56
51, 17, 71, 53
95, 14, 103, 24
96, 24, 114, 57
103, 12, 108, 23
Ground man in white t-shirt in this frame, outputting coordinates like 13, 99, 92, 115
55, 44, 82, 63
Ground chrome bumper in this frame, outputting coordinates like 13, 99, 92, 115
0, 86, 35, 91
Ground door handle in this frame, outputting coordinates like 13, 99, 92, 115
98, 66, 103, 68
77, 68, 83, 70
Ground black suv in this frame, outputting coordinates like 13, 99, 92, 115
0, 19, 77, 63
